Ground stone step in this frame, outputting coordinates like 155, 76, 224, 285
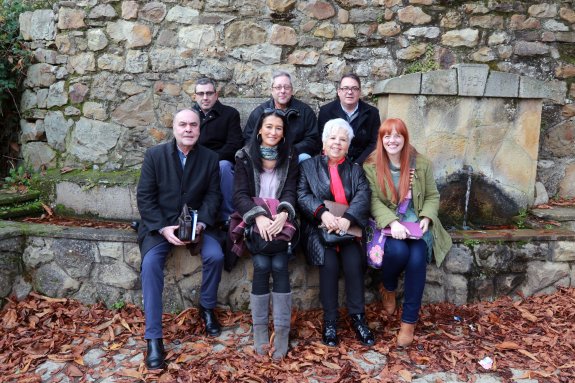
0, 200, 44, 219
0, 190, 41, 206
531, 206, 575, 230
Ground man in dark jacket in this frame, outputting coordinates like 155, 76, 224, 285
317, 73, 381, 164
193, 78, 243, 226
137, 109, 224, 370
243, 70, 320, 162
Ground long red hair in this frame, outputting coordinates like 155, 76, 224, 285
366, 118, 417, 204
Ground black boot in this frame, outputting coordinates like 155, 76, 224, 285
145, 338, 165, 369
322, 320, 338, 347
350, 313, 375, 346
200, 305, 222, 337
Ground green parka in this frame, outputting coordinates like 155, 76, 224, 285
363, 154, 453, 267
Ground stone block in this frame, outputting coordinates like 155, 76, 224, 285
228, 44, 282, 66
495, 273, 525, 297
11, 275, 32, 301
57, 8, 86, 30
443, 245, 473, 274
551, 241, 575, 262
55, 182, 139, 221
52, 239, 97, 278
445, 274, 468, 305
19, 10, 56, 41
455, 64, 489, 97
34, 263, 80, 297
374, 73, 421, 95
421, 69, 457, 95
24, 63, 56, 88
519, 77, 566, 104
69, 118, 126, 163
441, 29, 479, 47
44, 111, 73, 151
559, 163, 575, 198
484, 71, 519, 98
520, 261, 570, 296
96, 262, 139, 290
21, 142, 56, 170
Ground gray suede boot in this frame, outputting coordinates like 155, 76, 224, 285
250, 293, 270, 355
271, 292, 292, 360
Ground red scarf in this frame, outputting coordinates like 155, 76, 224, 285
329, 157, 348, 205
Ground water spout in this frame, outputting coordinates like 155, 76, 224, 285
462, 165, 473, 230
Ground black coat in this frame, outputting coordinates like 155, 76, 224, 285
233, 147, 298, 224
194, 100, 243, 163
243, 97, 320, 157
297, 155, 371, 266
317, 99, 381, 164
137, 139, 221, 256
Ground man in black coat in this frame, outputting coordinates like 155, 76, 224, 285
317, 73, 381, 164
243, 70, 320, 162
193, 78, 243, 227
137, 109, 224, 370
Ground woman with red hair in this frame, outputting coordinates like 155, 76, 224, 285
363, 118, 452, 347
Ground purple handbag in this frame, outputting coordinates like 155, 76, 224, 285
366, 172, 422, 269
366, 218, 386, 269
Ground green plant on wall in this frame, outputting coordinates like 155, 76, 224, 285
3, 164, 33, 190
0, 0, 35, 109
403, 45, 439, 74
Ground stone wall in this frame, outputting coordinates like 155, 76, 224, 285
18, 0, 575, 199
2, 221, 575, 311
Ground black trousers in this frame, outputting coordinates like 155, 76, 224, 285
319, 241, 365, 321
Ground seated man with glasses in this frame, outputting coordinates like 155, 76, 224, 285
318, 73, 381, 165
193, 78, 243, 230
243, 70, 319, 163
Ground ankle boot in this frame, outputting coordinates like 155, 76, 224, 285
378, 285, 396, 315
250, 293, 270, 355
350, 313, 375, 347
145, 338, 165, 369
271, 292, 292, 360
322, 320, 338, 347
397, 322, 416, 347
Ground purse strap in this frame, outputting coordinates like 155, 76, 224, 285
396, 156, 416, 220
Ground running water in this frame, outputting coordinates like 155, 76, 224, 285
462, 165, 473, 230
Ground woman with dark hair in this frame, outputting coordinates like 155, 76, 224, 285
363, 118, 452, 347
297, 118, 375, 348
233, 109, 298, 359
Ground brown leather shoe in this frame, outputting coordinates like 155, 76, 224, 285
397, 322, 415, 347
378, 285, 396, 315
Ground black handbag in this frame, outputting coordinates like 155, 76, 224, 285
177, 204, 198, 241
318, 227, 356, 245
243, 198, 299, 256
318, 200, 361, 246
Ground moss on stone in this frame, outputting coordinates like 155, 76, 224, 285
30, 168, 141, 204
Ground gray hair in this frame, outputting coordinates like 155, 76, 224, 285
271, 70, 292, 86
195, 77, 217, 90
322, 118, 355, 144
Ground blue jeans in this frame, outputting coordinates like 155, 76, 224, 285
141, 233, 224, 339
251, 252, 291, 295
298, 153, 312, 163
219, 160, 235, 222
380, 238, 427, 324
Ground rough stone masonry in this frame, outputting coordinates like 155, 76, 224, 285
17, 0, 575, 200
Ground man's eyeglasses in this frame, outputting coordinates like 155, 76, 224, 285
339, 86, 360, 93
196, 91, 216, 97
272, 85, 293, 91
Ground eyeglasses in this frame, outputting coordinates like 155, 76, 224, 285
195, 91, 215, 97
272, 85, 293, 91
339, 86, 360, 93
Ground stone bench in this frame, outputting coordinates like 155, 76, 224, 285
2, 220, 574, 313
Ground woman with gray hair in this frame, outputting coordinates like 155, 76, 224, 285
297, 118, 375, 347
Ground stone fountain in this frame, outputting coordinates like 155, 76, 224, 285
374, 64, 565, 228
